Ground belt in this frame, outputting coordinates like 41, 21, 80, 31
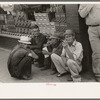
88, 25, 100, 27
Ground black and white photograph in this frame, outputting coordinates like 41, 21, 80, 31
0, 3, 100, 83
1, 1, 100, 98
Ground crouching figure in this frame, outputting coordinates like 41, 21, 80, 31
7, 36, 38, 80
51, 29, 83, 82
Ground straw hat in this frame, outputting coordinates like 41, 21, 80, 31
18, 36, 31, 44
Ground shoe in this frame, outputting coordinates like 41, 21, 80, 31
67, 78, 73, 81
41, 66, 50, 71
95, 77, 100, 82
57, 72, 67, 77
51, 70, 57, 75
22, 75, 32, 80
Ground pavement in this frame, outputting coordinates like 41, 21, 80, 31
0, 48, 97, 83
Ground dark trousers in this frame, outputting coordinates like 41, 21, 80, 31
11, 56, 32, 78
44, 56, 57, 71
51, 61, 57, 71
36, 53, 44, 66
44, 56, 51, 68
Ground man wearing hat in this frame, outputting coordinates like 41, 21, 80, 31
41, 32, 64, 74
7, 36, 38, 80
51, 29, 83, 82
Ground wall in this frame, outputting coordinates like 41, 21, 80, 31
0, 36, 18, 50
65, 4, 92, 71
65, 4, 81, 42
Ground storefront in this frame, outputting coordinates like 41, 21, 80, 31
0, 4, 92, 71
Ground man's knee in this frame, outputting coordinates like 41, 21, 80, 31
51, 53, 56, 59
67, 59, 74, 66
67, 59, 81, 72
51, 53, 60, 60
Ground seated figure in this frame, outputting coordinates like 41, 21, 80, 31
51, 29, 83, 82
7, 36, 38, 80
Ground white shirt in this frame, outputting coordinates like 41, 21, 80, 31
43, 47, 49, 58
61, 40, 83, 64
78, 4, 100, 25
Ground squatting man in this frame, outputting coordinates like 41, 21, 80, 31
51, 29, 83, 82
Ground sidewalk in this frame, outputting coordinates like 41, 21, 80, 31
0, 48, 96, 83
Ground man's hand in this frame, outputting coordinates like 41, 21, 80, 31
62, 40, 68, 49
28, 53, 32, 57
29, 51, 39, 59
42, 50, 49, 55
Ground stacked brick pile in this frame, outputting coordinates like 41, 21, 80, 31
34, 12, 56, 35
54, 5, 67, 33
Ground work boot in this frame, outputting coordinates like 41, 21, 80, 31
57, 72, 67, 77
71, 75, 81, 82
51, 70, 58, 75
22, 75, 32, 80
95, 77, 100, 82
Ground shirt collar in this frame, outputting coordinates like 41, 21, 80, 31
72, 40, 77, 46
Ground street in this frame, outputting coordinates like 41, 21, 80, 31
0, 48, 96, 83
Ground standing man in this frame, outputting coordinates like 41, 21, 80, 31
29, 25, 47, 68
78, 4, 100, 82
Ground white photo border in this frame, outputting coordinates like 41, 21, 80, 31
0, 1, 100, 99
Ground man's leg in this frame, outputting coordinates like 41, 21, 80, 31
51, 53, 67, 74
67, 59, 82, 82
88, 26, 100, 81
50, 61, 58, 75
41, 56, 51, 70
18, 56, 33, 80
36, 53, 44, 68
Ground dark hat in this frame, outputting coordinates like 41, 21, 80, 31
49, 32, 64, 40
30, 24, 39, 29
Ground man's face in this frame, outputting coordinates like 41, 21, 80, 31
65, 33, 74, 44
20, 43, 28, 48
31, 28, 40, 36
48, 38, 59, 46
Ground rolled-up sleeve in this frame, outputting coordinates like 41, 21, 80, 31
73, 42, 83, 61
78, 4, 94, 18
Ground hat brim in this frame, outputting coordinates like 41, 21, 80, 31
49, 36, 60, 39
18, 40, 31, 44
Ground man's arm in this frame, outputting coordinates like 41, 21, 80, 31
65, 47, 74, 60
73, 42, 83, 61
26, 49, 39, 59
42, 50, 52, 55
29, 50, 39, 59
78, 4, 94, 18
29, 35, 47, 50
62, 40, 74, 60
61, 48, 69, 65
42, 47, 52, 55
